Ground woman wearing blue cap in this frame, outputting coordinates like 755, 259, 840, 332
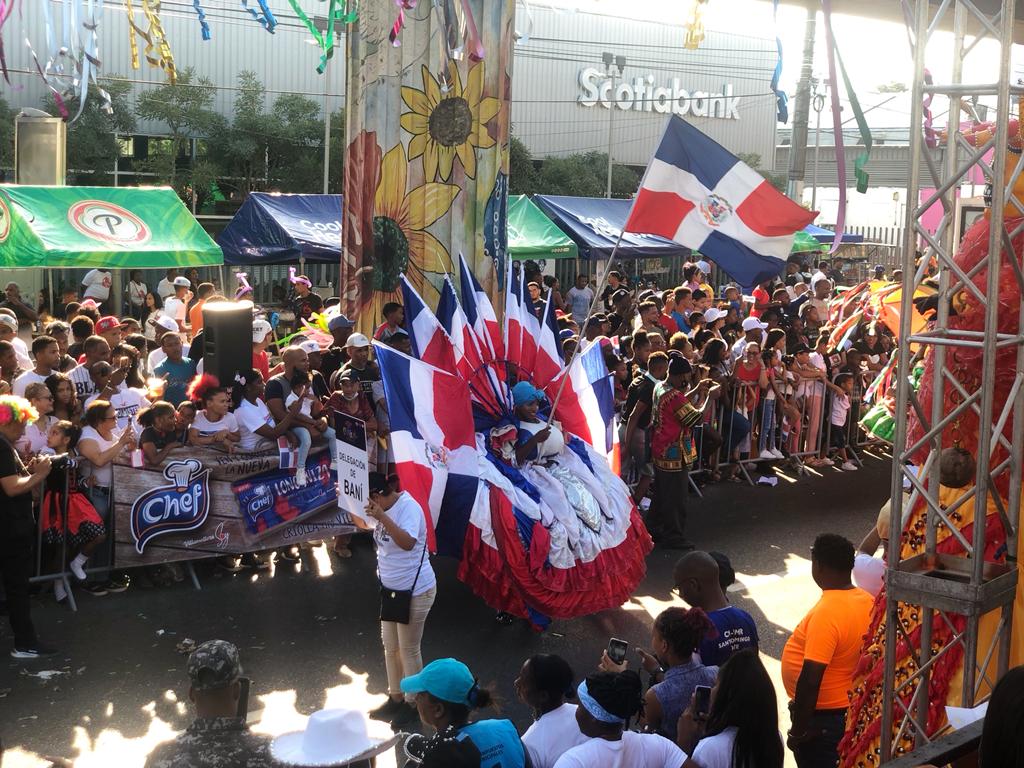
401, 658, 528, 768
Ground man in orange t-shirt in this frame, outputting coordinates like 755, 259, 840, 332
187, 282, 215, 337
782, 533, 873, 768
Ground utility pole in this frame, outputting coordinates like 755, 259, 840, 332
786, 1, 817, 203
323, 55, 332, 195
603, 52, 625, 199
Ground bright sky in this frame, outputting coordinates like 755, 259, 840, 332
524, 0, 1021, 128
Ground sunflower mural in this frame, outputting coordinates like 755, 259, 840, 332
343, 0, 514, 331
401, 62, 501, 182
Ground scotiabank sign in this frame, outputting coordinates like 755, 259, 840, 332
577, 67, 740, 120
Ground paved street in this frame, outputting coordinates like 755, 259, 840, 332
2, 451, 892, 768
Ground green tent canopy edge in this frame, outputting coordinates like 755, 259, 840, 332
507, 194, 579, 261
0, 185, 223, 269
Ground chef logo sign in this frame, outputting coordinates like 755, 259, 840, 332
68, 200, 152, 245
131, 460, 212, 553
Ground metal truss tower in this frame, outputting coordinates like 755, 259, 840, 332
882, 0, 1021, 761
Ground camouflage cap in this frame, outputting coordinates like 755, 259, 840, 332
187, 640, 242, 691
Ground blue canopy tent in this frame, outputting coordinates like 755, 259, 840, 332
804, 223, 864, 244
533, 195, 690, 260
216, 192, 342, 265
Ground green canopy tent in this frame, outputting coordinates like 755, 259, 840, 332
507, 195, 578, 261
0, 185, 223, 268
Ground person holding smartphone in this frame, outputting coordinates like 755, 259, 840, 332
675, 650, 783, 768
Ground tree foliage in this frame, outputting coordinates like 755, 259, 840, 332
511, 144, 640, 199
508, 135, 538, 195
0, 96, 15, 174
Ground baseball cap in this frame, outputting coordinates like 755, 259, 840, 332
187, 639, 241, 692
0, 315, 18, 332
741, 317, 768, 332
45, 320, 70, 335
610, 288, 629, 304
154, 315, 179, 334
703, 307, 727, 323
252, 318, 273, 343
298, 340, 322, 355
558, 328, 576, 341
95, 316, 120, 335
327, 313, 355, 332
400, 658, 477, 706
345, 332, 370, 349
172, 276, 191, 288
337, 368, 358, 383
511, 381, 545, 407
696, 260, 712, 274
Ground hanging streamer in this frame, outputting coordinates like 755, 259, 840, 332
820, 0, 846, 255
287, 0, 354, 73
460, 0, 484, 62
139, 0, 177, 82
923, 69, 937, 149
389, 0, 416, 46
514, 0, 532, 42
770, 0, 788, 123
0, 0, 16, 85
192, 0, 212, 39
683, 0, 708, 50
124, 0, 141, 69
73, 0, 114, 122
832, 43, 871, 193
439, 0, 467, 62
242, 0, 277, 33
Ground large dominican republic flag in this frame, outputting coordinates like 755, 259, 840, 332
458, 253, 504, 363
374, 343, 479, 555
625, 116, 817, 289
543, 340, 618, 471
399, 275, 457, 372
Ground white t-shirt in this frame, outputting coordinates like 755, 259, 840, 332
69, 364, 99, 402
235, 398, 275, 452
79, 425, 122, 488
128, 280, 148, 308
162, 298, 187, 327
16, 416, 54, 456
156, 277, 176, 300
82, 269, 112, 301
553, 731, 686, 768
284, 390, 314, 418
373, 492, 436, 595
12, 369, 50, 398
192, 411, 239, 438
831, 391, 851, 427
12, 337, 31, 371
523, 704, 588, 768
691, 727, 738, 768
854, 553, 886, 597
86, 387, 150, 433
566, 286, 595, 325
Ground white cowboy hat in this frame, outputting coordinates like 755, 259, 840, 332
270, 709, 396, 767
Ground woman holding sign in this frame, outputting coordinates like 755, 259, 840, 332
353, 472, 436, 732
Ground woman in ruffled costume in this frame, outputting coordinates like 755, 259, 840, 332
458, 381, 652, 629
838, 134, 1024, 764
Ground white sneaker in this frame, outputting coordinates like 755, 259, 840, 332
69, 556, 88, 581
758, 450, 778, 461
55, 582, 67, 603
841, 461, 858, 471
771, 448, 786, 459
294, 470, 308, 487
818, 458, 835, 467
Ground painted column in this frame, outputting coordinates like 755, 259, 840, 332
342, 0, 514, 332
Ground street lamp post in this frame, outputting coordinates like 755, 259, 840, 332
603, 52, 625, 199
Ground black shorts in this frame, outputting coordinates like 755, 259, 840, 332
829, 424, 847, 449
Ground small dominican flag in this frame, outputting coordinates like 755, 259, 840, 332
625, 116, 817, 289
278, 437, 298, 470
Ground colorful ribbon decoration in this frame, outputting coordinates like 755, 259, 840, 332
125, 0, 142, 69
770, 0, 788, 123
288, 0, 355, 73
514, 0, 532, 42
139, 0, 177, 83
0, 0, 16, 85
820, 0, 846, 255
923, 69, 937, 149
832, 43, 871, 193
389, 0, 416, 46
683, 0, 708, 50
460, 0, 484, 61
242, 0, 277, 34
193, 0, 212, 39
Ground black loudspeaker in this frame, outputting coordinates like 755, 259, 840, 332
203, 300, 254, 388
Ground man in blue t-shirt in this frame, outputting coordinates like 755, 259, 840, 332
673, 550, 759, 667
154, 332, 197, 406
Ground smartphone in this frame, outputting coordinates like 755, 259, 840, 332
693, 684, 712, 718
236, 677, 250, 720
607, 637, 629, 665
